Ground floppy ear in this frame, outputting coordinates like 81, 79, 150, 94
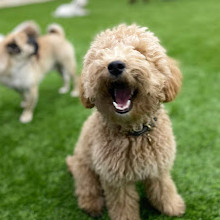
79, 76, 95, 108
163, 57, 182, 102
13, 21, 40, 38
22, 24, 40, 39
24, 26, 39, 39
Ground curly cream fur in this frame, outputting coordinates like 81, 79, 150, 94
67, 24, 185, 220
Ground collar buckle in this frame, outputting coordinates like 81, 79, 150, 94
129, 117, 157, 137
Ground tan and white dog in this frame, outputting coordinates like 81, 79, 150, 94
0, 21, 78, 123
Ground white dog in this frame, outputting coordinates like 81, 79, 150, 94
53, 0, 88, 17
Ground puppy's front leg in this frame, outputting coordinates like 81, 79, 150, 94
102, 181, 140, 220
20, 85, 38, 123
145, 173, 185, 216
66, 155, 104, 217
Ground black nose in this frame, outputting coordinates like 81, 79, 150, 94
108, 61, 125, 77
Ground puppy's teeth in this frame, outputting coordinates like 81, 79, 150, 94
126, 100, 131, 108
113, 101, 118, 108
113, 102, 123, 110
113, 100, 131, 111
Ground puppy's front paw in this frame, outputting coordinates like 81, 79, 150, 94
70, 90, 79, 97
20, 111, 33, 123
161, 194, 185, 217
59, 87, 69, 94
79, 195, 104, 218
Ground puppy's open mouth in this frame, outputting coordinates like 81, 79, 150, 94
109, 82, 137, 114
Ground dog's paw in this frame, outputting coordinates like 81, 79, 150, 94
59, 87, 69, 94
70, 90, 79, 97
83, 208, 103, 218
160, 194, 185, 217
79, 195, 104, 218
20, 111, 33, 123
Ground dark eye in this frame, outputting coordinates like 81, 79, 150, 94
6, 42, 21, 54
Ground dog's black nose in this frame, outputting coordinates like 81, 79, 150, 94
108, 61, 125, 77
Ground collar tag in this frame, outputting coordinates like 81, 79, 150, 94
129, 117, 157, 137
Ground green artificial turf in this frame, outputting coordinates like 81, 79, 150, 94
0, 0, 220, 219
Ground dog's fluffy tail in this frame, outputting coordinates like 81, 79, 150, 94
47, 24, 65, 37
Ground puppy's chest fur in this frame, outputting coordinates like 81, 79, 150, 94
0, 62, 35, 90
91, 116, 175, 185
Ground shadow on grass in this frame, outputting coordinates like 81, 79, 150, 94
140, 196, 161, 219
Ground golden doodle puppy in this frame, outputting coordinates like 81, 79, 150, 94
0, 21, 78, 123
67, 24, 185, 220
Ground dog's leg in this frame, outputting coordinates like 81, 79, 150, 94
67, 64, 79, 97
102, 181, 140, 220
19, 91, 27, 108
70, 73, 79, 97
20, 91, 31, 108
66, 59, 79, 97
59, 60, 79, 97
145, 174, 185, 216
66, 155, 104, 217
58, 68, 71, 94
20, 100, 27, 108
19, 85, 38, 123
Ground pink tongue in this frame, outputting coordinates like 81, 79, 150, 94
115, 88, 131, 106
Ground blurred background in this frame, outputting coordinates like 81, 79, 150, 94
0, 0, 220, 219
